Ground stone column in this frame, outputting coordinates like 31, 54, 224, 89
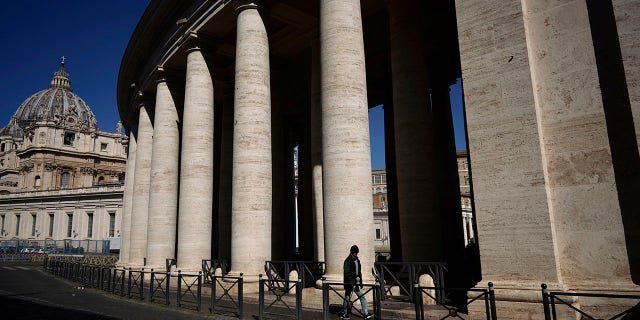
146, 74, 181, 270
118, 128, 137, 265
230, 1, 272, 281
128, 102, 153, 267
388, 0, 441, 262
320, 0, 374, 282
523, 0, 632, 289
177, 43, 214, 272
310, 39, 324, 262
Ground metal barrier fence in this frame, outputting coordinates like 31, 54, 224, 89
259, 274, 303, 319
322, 277, 382, 320
210, 273, 244, 318
1, 239, 110, 255
177, 271, 202, 311
128, 269, 145, 299
149, 270, 171, 305
373, 261, 447, 302
541, 283, 640, 320
264, 261, 325, 288
202, 259, 229, 284
414, 282, 497, 320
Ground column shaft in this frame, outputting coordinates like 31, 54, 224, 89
177, 47, 214, 271
310, 39, 324, 262
389, 1, 441, 262
129, 104, 153, 267
320, 0, 374, 281
230, 3, 272, 280
118, 129, 137, 265
146, 79, 181, 269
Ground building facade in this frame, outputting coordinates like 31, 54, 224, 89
0, 62, 127, 245
116, 0, 639, 316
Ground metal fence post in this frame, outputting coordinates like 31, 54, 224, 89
322, 277, 328, 320
177, 270, 182, 307
239, 273, 244, 318
414, 282, 423, 320
165, 269, 170, 305
259, 274, 264, 320
541, 283, 551, 320
374, 280, 382, 320
197, 271, 202, 312
488, 282, 497, 320
296, 279, 302, 319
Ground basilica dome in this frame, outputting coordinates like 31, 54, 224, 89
8, 61, 97, 133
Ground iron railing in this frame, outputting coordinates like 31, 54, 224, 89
149, 269, 170, 305
264, 260, 325, 288
260, 274, 303, 319
202, 259, 229, 284
177, 271, 202, 312
321, 277, 382, 320
210, 272, 244, 318
373, 261, 447, 302
541, 283, 640, 320
414, 282, 497, 320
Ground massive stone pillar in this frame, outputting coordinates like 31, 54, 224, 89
118, 128, 137, 265
230, 1, 272, 281
388, 1, 441, 262
177, 44, 214, 271
128, 103, 153, 267
522, 0, 633, 289
310, 39, 324, 262
146, 75, 181, 270
320, 0, 374, 281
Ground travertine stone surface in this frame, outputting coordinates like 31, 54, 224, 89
455, 0, 560, 283
310, 40, 324, 262
523, 0, 631, 287
177, 47, 214, 271
146, 79, 180, 269
320, 0, 374, 282
613, 0, 640, 153
129, 104, 153, 267
230, 3, 272, 281
388, 1, 442, 262
118, 129, 137, 265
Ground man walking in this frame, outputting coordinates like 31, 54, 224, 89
339, 245, 372, 319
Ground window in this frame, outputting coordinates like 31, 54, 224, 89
63, 132, 75, 146
100, 142, 108, 152
108, 212, 116, 237
48, 213, 54, 237
61, 172, 70, 188
375, 228, 381, 239
1, 215, 5, 234
15, 214, 20, 236
464, 176, 470, 185
87, 212, 93, 238
34, 175, 41, 188
67, 213, 73, 238
0, 143, 4, 152
31, 213, 37, 237
97, 176, 105, 184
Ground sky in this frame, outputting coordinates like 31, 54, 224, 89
0, 1, 149, 132
0, 1, 465, 170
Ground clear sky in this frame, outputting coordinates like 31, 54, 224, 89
0, 1, 149, 132
0, 0, 465, 170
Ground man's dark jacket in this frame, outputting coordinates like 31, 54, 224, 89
343, 254, 362, 291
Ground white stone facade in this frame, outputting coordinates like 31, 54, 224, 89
0, 62, 126, 245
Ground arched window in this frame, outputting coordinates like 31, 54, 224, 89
61, 172, 70, 188
97, 176, 105, 184
34, 176, 41, 188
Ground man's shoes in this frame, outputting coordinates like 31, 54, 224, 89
338, 312, 350, 319
363, 314, 373, 319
